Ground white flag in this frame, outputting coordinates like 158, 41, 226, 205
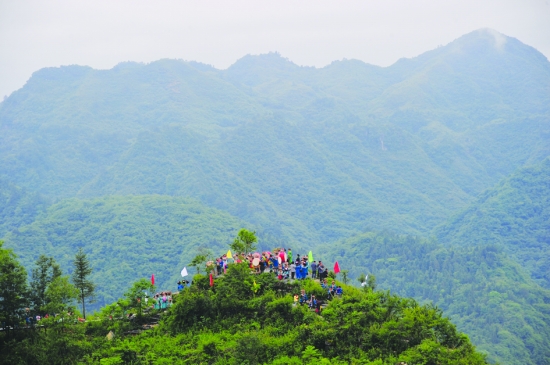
361, 275, 369, 287
181, 267, 188, 277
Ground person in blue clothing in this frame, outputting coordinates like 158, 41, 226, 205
270, 255, 279, 275
336, 286, 343, 298
299, 289, 308, 305
177, 281, 184, 291
309, 295, 317, 309
302, 261, 309, 280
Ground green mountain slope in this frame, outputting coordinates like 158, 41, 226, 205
1, 30, 548, 242
369, 29, 550, 197
0, 178, 48, 238
75, 114, 473, 242
436, 158, 550, 288
324, 232, 550, 365
3, 195, 250, 309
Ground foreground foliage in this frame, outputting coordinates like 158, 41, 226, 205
0, 263, 488, 364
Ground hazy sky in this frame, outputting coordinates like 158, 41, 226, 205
1, 0, 549, 98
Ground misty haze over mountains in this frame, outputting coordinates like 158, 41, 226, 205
2, 29, 549, 240
1, 29, 549, 364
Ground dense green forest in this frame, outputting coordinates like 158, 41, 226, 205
0, 178, 48, 237
436, 158, 550, 289
1, 245, 489, 364
4, 195, 249, 308
323, 231, 550, 365
1, 29, 550, 364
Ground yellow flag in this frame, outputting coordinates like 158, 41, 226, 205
227, 250, 233, 259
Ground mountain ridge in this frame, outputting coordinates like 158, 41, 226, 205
2, 29, 548, 242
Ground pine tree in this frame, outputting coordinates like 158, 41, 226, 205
71, 248, 95, 319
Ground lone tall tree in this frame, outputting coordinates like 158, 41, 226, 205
72, 248, 95, 319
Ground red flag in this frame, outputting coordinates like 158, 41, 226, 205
209, 273, 214, 287
334, 261, 340, 274
151, 274, 155, 286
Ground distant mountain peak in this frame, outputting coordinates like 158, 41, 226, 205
474, 28, 508, 48
450, 28, 511, 53
224, 52, 305, 86
228, 52, 298, 71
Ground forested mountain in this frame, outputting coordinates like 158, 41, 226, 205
1, 29, 549, 243
1, 28, 550, 364
323, 232, 550, 365
4, 196, 248, 308
436, 158, 550, 289
0, 178, 48, 237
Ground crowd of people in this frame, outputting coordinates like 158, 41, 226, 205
140, 248, 345, 315
128, 247, 346, 316
170, 247, 344, 314
291, 279, 344, 313
12, 248, 345, 328
21, 308, 85, 327
209, 247, 331, 281
150, 292, 173, 310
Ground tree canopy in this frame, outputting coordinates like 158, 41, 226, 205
230, 228, 258, 254
0, 241, 29, 328
30, 255, 62, 315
